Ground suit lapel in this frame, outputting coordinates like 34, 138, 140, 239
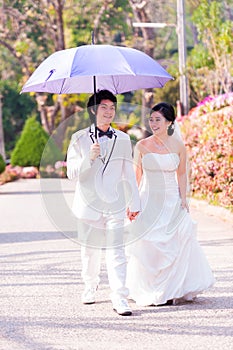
89, 125, 117, 173
102, 128, 117, 174
89, 125, 95, 144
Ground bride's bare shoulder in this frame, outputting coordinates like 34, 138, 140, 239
135, 141, 145, 155
136, 137, 152, 150
136, 136, 151, 154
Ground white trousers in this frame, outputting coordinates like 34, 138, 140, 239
78, 213, 129, 300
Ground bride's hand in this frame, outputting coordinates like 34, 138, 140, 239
181, 199, 189, 212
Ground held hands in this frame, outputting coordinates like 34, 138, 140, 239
127, 208, 139, 221
90, 142, 100, 161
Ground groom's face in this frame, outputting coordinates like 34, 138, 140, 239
96, 99, 116, 128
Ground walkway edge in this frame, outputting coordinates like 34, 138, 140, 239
190, 197, 233, 223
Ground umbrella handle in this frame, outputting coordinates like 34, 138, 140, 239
93, 75, 97, 139
91, 29, 97, 138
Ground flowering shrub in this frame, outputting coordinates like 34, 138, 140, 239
0, 165, 22, 185
21, 166, 39, 179
39, 161, 67, 178
181, 93, 233, 210
0, 165, 39, 185
0, 161, 67, 185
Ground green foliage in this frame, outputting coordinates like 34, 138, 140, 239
2, 0, 233, 152
60, 109, 91, 155
0, 80, 37, 156
11, 116, 62, 167
188, 44, 214, 70
188, 0, 233, 100
40, 136, 64, 168
192, 0, 233, 59
0, 154, 6, 174
192, 0, 223, 41
153, 77, 179, 109
1, 1, 55, 70
65, 0, 133, 47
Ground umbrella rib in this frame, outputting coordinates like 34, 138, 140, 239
111, 76, 119, 94
59, 78, 66, 94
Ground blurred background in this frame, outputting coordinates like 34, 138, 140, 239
0, 0, 232, 210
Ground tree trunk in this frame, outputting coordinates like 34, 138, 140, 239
55, 0, 66, 50
35, 0, 66, 134
0, 94, 6, 160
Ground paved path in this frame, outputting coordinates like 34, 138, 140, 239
0, 179, 232, 350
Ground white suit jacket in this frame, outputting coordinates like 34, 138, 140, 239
66, 124, 141, 220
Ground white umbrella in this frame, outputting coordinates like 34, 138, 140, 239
21, 44, 173, 94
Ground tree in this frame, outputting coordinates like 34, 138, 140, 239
10, 116, 49, 167
0, 80, 37, 157
0, 93, 5, 160
128, 0, 178, 120
188, 0, 233, 101
0, 0, 135, 138
0, 0, 68, 135
0, 153, 5, 174
11, 116, 63, 167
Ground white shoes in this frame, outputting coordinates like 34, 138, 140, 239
112, 298, 132, 316
82, 289, 132, 316
81, 287, 97, 304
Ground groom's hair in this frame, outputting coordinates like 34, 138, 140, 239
87, 90, 117, 123
150, 102, 175, 123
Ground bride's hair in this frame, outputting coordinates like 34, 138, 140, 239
150, 102, 175, 123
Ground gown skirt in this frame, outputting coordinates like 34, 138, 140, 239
126, 153, 215, 306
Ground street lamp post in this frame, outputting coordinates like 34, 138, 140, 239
177, 0, 188, 116
133, 0, 189, 116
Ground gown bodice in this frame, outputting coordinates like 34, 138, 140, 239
140, 153, 180, 193
142, 152, 180, 171
130, 152, 182, 242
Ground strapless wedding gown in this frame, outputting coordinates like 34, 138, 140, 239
126, 153, 215, 306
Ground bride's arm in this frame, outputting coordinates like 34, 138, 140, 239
134, 142, 143, 186
177, 143, 189, 211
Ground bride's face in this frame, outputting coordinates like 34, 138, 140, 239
149, 111, 170, 136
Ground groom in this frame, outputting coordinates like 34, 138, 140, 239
66, 90, 140, 316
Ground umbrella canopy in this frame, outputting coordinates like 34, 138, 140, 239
21, 44, 173, 95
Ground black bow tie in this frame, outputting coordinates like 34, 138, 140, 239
98, 128, 113, 139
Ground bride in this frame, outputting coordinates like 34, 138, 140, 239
126, 102, 215, 306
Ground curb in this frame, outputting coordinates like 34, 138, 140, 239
190, 197, 233, 223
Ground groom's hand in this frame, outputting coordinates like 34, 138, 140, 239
90, 142, 100, 161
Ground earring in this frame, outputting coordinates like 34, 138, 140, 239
167, 123, 175, 136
